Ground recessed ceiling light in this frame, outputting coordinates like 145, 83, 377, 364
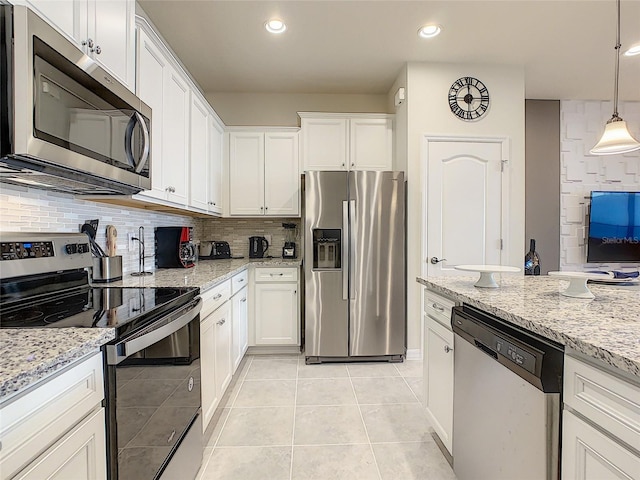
265, 19, 287, 34
624, 44, 640, 56
418, 24, 441, 39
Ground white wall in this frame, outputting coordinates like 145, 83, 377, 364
399, 62, 526, 354
0, 185, 197, 274
560, 100, 640, 270
205, 92, 389, 126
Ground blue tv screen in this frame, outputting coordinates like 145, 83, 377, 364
587, 191, 640, 263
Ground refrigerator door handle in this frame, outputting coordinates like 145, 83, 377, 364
342, 200, 349, 300
349, 199, 356, 299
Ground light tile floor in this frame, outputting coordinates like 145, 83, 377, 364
197, 354, 457, 480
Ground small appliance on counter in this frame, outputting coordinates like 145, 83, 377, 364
249, 236, 269, 258
199, 241, 234, 259
282, 223, 298, 259
155, 226, 197, 268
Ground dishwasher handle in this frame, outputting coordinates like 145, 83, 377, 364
474, 339, 498, 360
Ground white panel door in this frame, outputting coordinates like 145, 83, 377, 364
231, 287, 248, 372
229, 132, 264, 215
208, 117, 224, 214
350, 118, 393, 171
136, 28, 166, 199
254, 283, 298, 345
214, 302, 232, 398
189, 93, 209, 211
425, 138, 506, 276
264, 132, 299, 216
200, 312, 218, 432
162, 66, 190, 205
26, 1, 78, 41
301, 118, 348, 171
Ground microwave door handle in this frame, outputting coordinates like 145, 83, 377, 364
106, 298, 202, 365
124, 112, 150, 174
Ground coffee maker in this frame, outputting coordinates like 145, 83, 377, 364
282, 223, 297, 259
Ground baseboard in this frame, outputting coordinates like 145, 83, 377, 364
406, 348, 422, 361
246, 345, 302, 355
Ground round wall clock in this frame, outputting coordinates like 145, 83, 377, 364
448, 77, 490, 121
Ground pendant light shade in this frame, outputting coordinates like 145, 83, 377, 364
590, 117, 640, 155
590, 0, 640, 156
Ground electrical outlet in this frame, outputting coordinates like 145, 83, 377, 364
264, 234, 272, 245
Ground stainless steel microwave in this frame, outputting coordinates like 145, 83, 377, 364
0, 5, 151, 195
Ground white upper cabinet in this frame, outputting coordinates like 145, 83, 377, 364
209, 116, 224, 215
300, 113, 393, 171
27, 0, 135, 91
189, 92, 210, 211
228, 130, 299, 217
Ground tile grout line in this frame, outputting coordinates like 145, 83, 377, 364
289, 354, 300, 480
348, 365, 384, 480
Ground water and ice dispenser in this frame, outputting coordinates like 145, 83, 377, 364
313, 229, 341, 269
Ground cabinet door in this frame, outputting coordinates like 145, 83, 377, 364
189, 92, 210, 211
15, 408, 106, 480
350, 117, 393, 171
264, 132, 299, 216
136, 27, 167, 200
208, 116, 224, 215
229, 132, 265, 215
255, 282, 298, 345
424, 315, 454, 454
214, 302, 233, 398
162, 65, 190, 205
562, 410, 640, 480
231, 287, 248, 372
200, 312, 219, 432
88, 0, 135, 90
26, 0, 79, 42
301, 117, 348, 171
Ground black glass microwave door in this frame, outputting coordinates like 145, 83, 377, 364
32, 37, 148, 177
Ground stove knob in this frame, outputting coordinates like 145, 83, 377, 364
78, 243, 90, 254
65, 244, 78, 254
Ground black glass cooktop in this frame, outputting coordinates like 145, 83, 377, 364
0, 285, 199, 334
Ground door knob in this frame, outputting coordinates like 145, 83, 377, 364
430, 257, 447, 264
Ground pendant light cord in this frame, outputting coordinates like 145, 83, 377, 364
613, 0, 621, 120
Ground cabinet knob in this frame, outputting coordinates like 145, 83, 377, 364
92, 45, 101, 54
260, 206, 264, 210
83, 38, 94, 48
213, 293, 222, 300
351, 162, 354, 167
293, 290, 297, 295
444, 345, 453, 353
217, 318, 226, 326
342, 163, 345, 167
241, 297, 247, 302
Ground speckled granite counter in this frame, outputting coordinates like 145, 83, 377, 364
417, 275, 640, 379
109, 258, 301, 291
0, 328, 115, 402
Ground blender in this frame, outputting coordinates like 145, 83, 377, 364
282, 223, 298, 259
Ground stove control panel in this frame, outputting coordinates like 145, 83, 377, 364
1, 241, 55, 261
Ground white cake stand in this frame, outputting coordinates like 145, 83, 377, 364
454, 265, 521, 288
548, 271, 613, 299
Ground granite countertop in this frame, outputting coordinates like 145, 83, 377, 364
109, 257, 302, 291
0, 328, 115, 403
417, 275, 640, 379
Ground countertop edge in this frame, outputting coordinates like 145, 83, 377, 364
417, 277, 640, 380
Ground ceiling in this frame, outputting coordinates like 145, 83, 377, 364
138, 0, 640, 101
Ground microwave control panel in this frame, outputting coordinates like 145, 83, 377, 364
1, 241, 55, 260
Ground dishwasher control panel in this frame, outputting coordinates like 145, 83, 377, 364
494, 337, 536, 374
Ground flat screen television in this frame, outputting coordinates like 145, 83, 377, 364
587, 191, 640, 263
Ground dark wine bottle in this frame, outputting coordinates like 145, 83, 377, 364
524, 239, 541, 275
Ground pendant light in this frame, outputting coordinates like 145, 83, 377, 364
590, 0, 640, 155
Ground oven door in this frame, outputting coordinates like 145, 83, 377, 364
105, 298, 202, 480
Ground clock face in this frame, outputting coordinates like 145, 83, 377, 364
448, 77, 490, 121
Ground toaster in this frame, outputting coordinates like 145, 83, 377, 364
211, 241, 231, 259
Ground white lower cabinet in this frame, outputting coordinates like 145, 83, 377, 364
232, 285, 248, 372
214, 301, 233, 398
254, 273, 299, 346
0, 352, 106, 480
200, 309, 219, 432
562, 410, 640, 479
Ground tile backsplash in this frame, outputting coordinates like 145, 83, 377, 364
199, 217, 302, 259
0, 185, 196, 274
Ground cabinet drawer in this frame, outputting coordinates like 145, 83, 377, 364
424, 289, 455, 328
201, 279, 231, 318
0, 352, 104, 479
564, 355, 640, 449
231, 270, 248, 295
255, 267, 298, 283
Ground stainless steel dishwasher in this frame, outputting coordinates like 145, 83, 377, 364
451, 305, 564, 480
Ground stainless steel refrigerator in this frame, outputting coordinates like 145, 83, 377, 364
304, 170, 406, 363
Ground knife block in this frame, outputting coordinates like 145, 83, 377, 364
92, 256, 123, 283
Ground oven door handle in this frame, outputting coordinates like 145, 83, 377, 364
106, 297, 202, 365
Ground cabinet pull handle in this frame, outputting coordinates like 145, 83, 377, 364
294, 290, 297, 294
238, 278, 244, 282
217, 318, 226, 326
444, 345, 453, 353
213, 293, 222, 300
270, 273, 284, 276
432, 303, 445, 312
241, 298, 247, 302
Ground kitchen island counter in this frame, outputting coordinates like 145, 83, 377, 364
110, 258, 301, 292
0, 328, 115, 402
417, 275, 640, 379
